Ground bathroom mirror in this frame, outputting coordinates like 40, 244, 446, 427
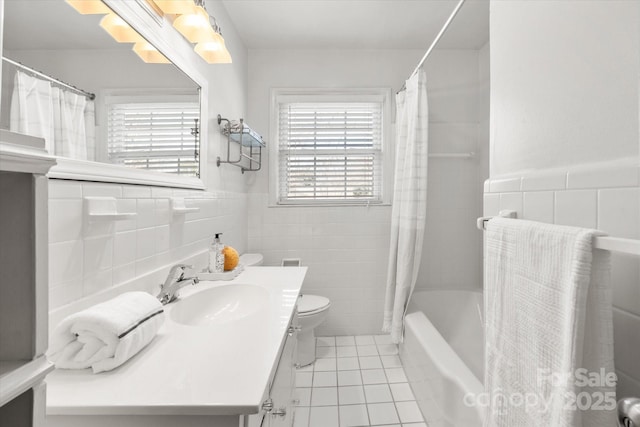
0, 0, 203, 184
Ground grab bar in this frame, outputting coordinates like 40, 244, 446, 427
618, 397, 640, 427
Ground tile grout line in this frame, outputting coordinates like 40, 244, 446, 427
301, 336, 412, 427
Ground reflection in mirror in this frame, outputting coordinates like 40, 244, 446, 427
1, 0, 202, 177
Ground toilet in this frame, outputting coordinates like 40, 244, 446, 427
241, 253, 331, 366
239, 253, 264, 267
296, 294, 331, 366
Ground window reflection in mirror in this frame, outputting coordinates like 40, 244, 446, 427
0, 0, 202, 178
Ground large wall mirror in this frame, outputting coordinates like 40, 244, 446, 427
1, 0, 204, 185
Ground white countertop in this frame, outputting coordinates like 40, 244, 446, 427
46, 266, 306, 416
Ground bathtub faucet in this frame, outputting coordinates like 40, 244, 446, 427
157, 264, 199, 305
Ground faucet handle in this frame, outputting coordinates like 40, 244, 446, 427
171, 264, 194, 278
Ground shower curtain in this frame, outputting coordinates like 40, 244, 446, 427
10, 70, 54, 152
383, 69, 429, 343
10, 70, 95, 160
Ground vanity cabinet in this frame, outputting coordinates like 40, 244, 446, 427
0, 131, 56, 426
263, 312, 299, 427
45, 290, 304, 427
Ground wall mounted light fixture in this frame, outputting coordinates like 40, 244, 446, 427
152, 0, 197, 15
66, 0, 231, 65
65, 0, 111, 14
132, 41, 171, 64
154, 0, 233, 64
99, 13, 146, 43
66, 1, 166, 63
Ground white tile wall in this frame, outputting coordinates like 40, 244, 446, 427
247, 194, 392, 335
554, 189, 597, 228
523, 191, 554, 224
246, 48, 490, 337
246, 126, 487, 336
484, 162, 640, 395
48, 179, 247, 310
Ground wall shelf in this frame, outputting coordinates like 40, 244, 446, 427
170, 197, 200, 215
84, 197, 137, 222
216, 114, 265, 173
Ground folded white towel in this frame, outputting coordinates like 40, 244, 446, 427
50, 291, 164, 374
484, 218, 615, 427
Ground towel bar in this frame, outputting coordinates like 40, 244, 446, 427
477, 213, 640, 257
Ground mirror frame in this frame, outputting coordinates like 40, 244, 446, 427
40, 0, 209, 190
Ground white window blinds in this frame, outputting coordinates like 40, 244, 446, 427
107, 102, 200, 176
277, 102, 383, 204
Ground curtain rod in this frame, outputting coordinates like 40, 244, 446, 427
2, 56, 96, 100
399, 0, 467, 92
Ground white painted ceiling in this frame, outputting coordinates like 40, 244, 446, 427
5, 0, 489, 52
220, 0, 489, 50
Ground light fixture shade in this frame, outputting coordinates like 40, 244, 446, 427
65, 0, 111, 14
153, 0, 196, 15
173, 6, 216, 43
132, 42, 171, 64
194, 41, 232, 64
100, 14, 145, 43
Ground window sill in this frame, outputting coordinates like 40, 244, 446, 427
48, 157, 205, 190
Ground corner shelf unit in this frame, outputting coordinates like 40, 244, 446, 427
0, 130, 57, 426
216, 114, 265, 173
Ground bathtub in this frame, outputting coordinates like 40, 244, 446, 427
400, 290, 485, 427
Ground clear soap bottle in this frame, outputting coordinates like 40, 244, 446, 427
209, 233, 225, 273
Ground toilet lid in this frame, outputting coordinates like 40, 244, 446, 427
297, 294, 330, 315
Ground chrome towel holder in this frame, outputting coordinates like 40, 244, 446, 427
477, 211, 640, 256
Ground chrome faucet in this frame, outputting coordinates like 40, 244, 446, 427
157, 264, 199, 305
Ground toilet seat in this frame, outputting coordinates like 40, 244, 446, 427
297, 295, 330, 316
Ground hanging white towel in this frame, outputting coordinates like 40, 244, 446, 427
484, 218, 615, 427
382, 69, 429, 343
50, 292, 164, 374
10, 70, 54, 153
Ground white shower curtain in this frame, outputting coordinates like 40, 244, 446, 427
10, 70, 94, 160
52, 87, 88, 160
10, 70, 55, 153
383, 69, 429, 343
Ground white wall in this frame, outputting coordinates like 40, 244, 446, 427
44, 0, 250, 310
490, 0, 640, 178
203, 0, 249, 194
246, 48, 489, 335
488, 0, 640, 396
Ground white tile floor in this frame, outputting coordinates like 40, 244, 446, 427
293, 335, 428, 427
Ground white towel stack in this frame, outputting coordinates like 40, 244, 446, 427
484, 218, 616, 427
50, 292, 164, 374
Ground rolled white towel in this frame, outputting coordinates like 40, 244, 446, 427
50, 291, 164, 374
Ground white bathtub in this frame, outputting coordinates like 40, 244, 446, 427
400, 290, 485, 427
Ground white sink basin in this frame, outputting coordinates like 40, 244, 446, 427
170, 284, 269, 326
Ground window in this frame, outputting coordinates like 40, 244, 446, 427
107, 101, 200, 177
273, 90, 390, 205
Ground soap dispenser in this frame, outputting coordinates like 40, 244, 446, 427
209, 233, 225, 273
